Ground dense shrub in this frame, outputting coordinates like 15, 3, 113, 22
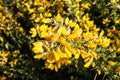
0, 0, 120, 80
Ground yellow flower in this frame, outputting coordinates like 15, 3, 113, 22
51, 33, 60, 41
30, 13, 36, 19
39, 24, 48, 32
81, 3, 91, 9
39, 13, 43, 19
29, 8, 35, 14
34, 54, 42, 59
29, 28, 37, 37
68, 20, 77, 27
68, 28, 82, 39
0, 36, 3, 41
115, 18, 120, 24
92, 63, 96, 67
34, 53, 46, 59
110, 0, 117, 3
115, 66, 120, 75
83, 31, 94, 41
45, 33, 60, 41
76, 0, 82, 2
32, 42, 44, 53
1, 76, 6, 80
102, 38, 111, 47
86, 20, 94, 27
61, 26, 70, 35
13, 59, 18, 65
87, 41, 97, 49
108, 61, 116, 66
82, 13, 90, 21
64, 47, 72, 58
0, 12, 2, 17
53, 51, 60, 61
59, 37, 71, 47
45, 62, 54, 70
118, 48, 120, 52
40, 31, 49, 38
65, 17, 69, 25
84, 57, 93, 68
97, 69, 101, 75
0, 5, 3, 10
74, 49, 81, 59
45, 61, 61, 72
56, 47, 65, 58
39, 7, 45, 12
102, 18, 111, 24
81, 50, 96, 68
55, 13, 62, 22
3, 58, 8, 63
47, 52, 56, 63
41, 18, 51, 23
44, 12, 52, 17
9, 61, 14, 67
100, 30, 104, 37
81, 50, 91, 59
34, 17, 40, 22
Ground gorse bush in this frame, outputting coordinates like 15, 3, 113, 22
0, 0, 120, 80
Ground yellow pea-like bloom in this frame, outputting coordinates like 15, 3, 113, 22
35, 17, 40, 22
102, 38, 111, 47
32, 42, 44, 53
91, 51, 97, 60
108, 61, 116, 66
45, 62, 54, 70
81, 3, 91, 9
59, 37, 71, 47
40, 31, 48, 38
110, 0, 117, 3
68, 28, 82, 39
99, 30, 104, 37
87, 41, 97, 49
102, 18, 111, 24
82, 50, 97, 68
53, 51, 60, 61
115, 18, 120, 24
56, 47, 66, 58
42, 18, 51, 23
65, 17, 69, 25
34, 53, 46, 59
47, 52, 56, 63
34, 54, 41, 59
68, 20, 77, 27
118, 48, 120, 52
115, 66, 120, 75
29, 28, 37, 37
81, 50, 91, 59
0, 5, 3, 10
84, 57, 93, 68
39, 24, 48, 32
86, 20, 94, 27
55, 13, 62, 22
76, 50, 81, 59
97, 69, 101, 75
61, 27, 70, 35
64, 47, 72, 58
50, 33, 59, 41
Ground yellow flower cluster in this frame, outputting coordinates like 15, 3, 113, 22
28, 1, 111, 71
0, 51, 9, 67
107, 27, 120, 52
